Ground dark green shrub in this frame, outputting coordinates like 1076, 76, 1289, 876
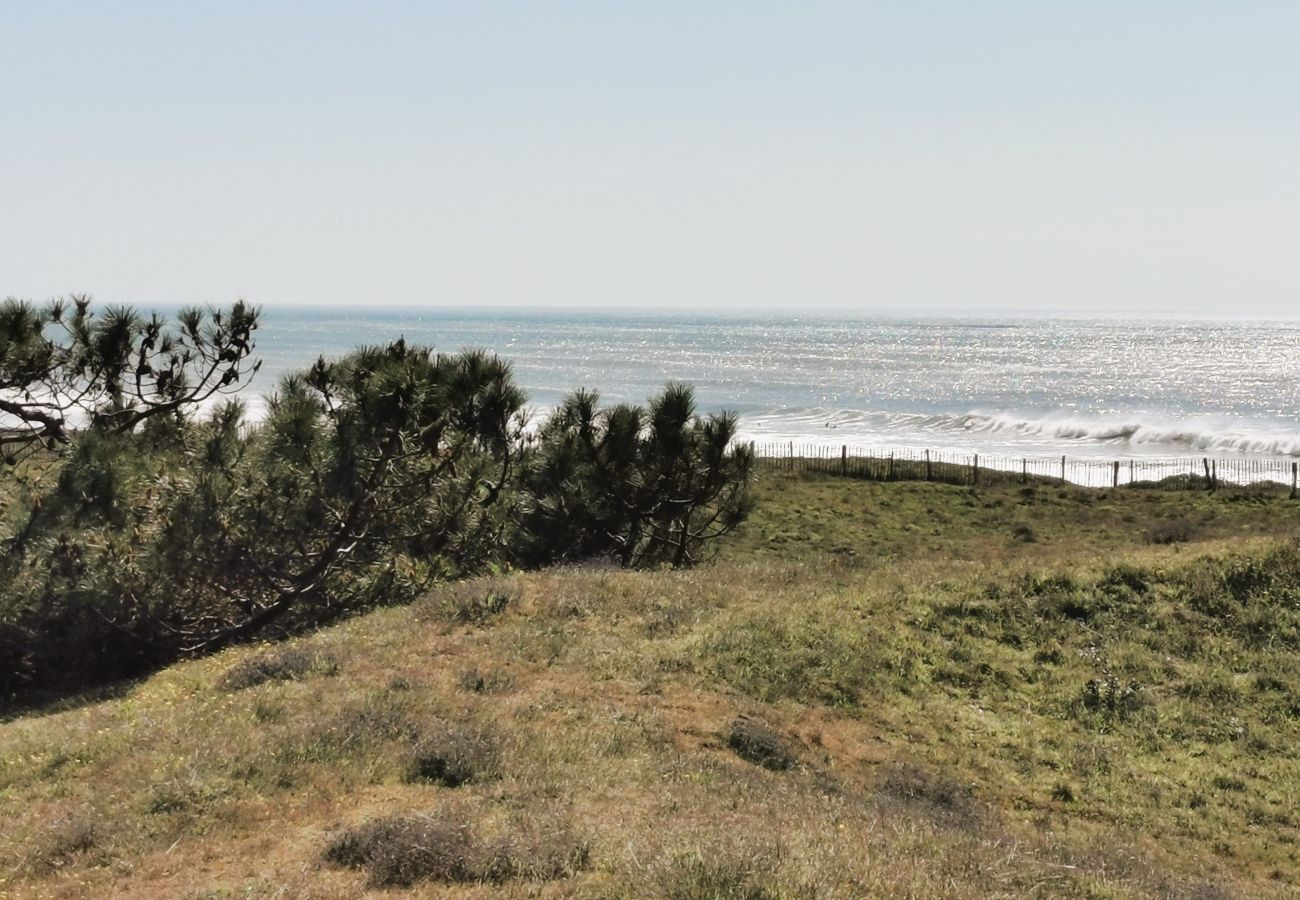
516, 383, 754, 568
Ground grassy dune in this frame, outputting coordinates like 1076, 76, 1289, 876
4, 472, 1300, 897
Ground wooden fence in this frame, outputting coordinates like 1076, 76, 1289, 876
750, 441, 1300, 497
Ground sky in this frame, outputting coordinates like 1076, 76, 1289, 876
2, 2, 1298, 314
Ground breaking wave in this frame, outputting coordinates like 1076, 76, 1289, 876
940, 412, 1300, 457
742, 408, 1300, 457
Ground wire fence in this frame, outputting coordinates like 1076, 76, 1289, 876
750, 441, 1300, 495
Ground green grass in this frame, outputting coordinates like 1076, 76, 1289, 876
4, 471, 1300, 896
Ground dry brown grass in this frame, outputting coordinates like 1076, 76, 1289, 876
3, 473, 1300, 897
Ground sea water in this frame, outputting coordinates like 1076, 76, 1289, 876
244, 308, 1300, 462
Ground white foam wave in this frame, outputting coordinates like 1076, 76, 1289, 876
941, 412, 1300, 457
741, 407, 1300, 457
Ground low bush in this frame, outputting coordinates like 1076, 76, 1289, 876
1011, 523, 1038, 543
1148, 517, 1197, 545
28, 812, 108, 876
727, 717, 798, 771
0, 299, 762, 715
324, 805, 588, 887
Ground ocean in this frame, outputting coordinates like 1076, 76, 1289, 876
245, 308, 1300, 463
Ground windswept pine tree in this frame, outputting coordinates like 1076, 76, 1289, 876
0, 340, 530, 692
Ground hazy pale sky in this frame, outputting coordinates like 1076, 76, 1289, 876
3, 2, 1297, 314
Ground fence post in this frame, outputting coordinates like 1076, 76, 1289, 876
1060, 455, 1066, 485
1211, 459, 1217, 492
925, 449, 932, 482
1292, 462, 1297, 500
1112, 460, 1119, 488
1021, 458, 1027, 483
888, 452, 895, 481
972, 454, 979, 486
1129, 459, 1134, 485
1202, 457, 1212, 491
788, 441, 794, 472
840, 445, 847, 476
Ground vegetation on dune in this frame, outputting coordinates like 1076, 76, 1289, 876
3, 471, 1300, 896
0, 298, 754, 702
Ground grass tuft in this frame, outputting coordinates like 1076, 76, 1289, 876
415, 575, 521, 625
457, 665, 515, 694
876, 762, 984, 828
403, 719, 501, 787
659, 855, 783, 899
324, 805, 587, 887
218, 642, 339, 691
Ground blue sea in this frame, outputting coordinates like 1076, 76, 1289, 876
243, 308, 1300, 462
